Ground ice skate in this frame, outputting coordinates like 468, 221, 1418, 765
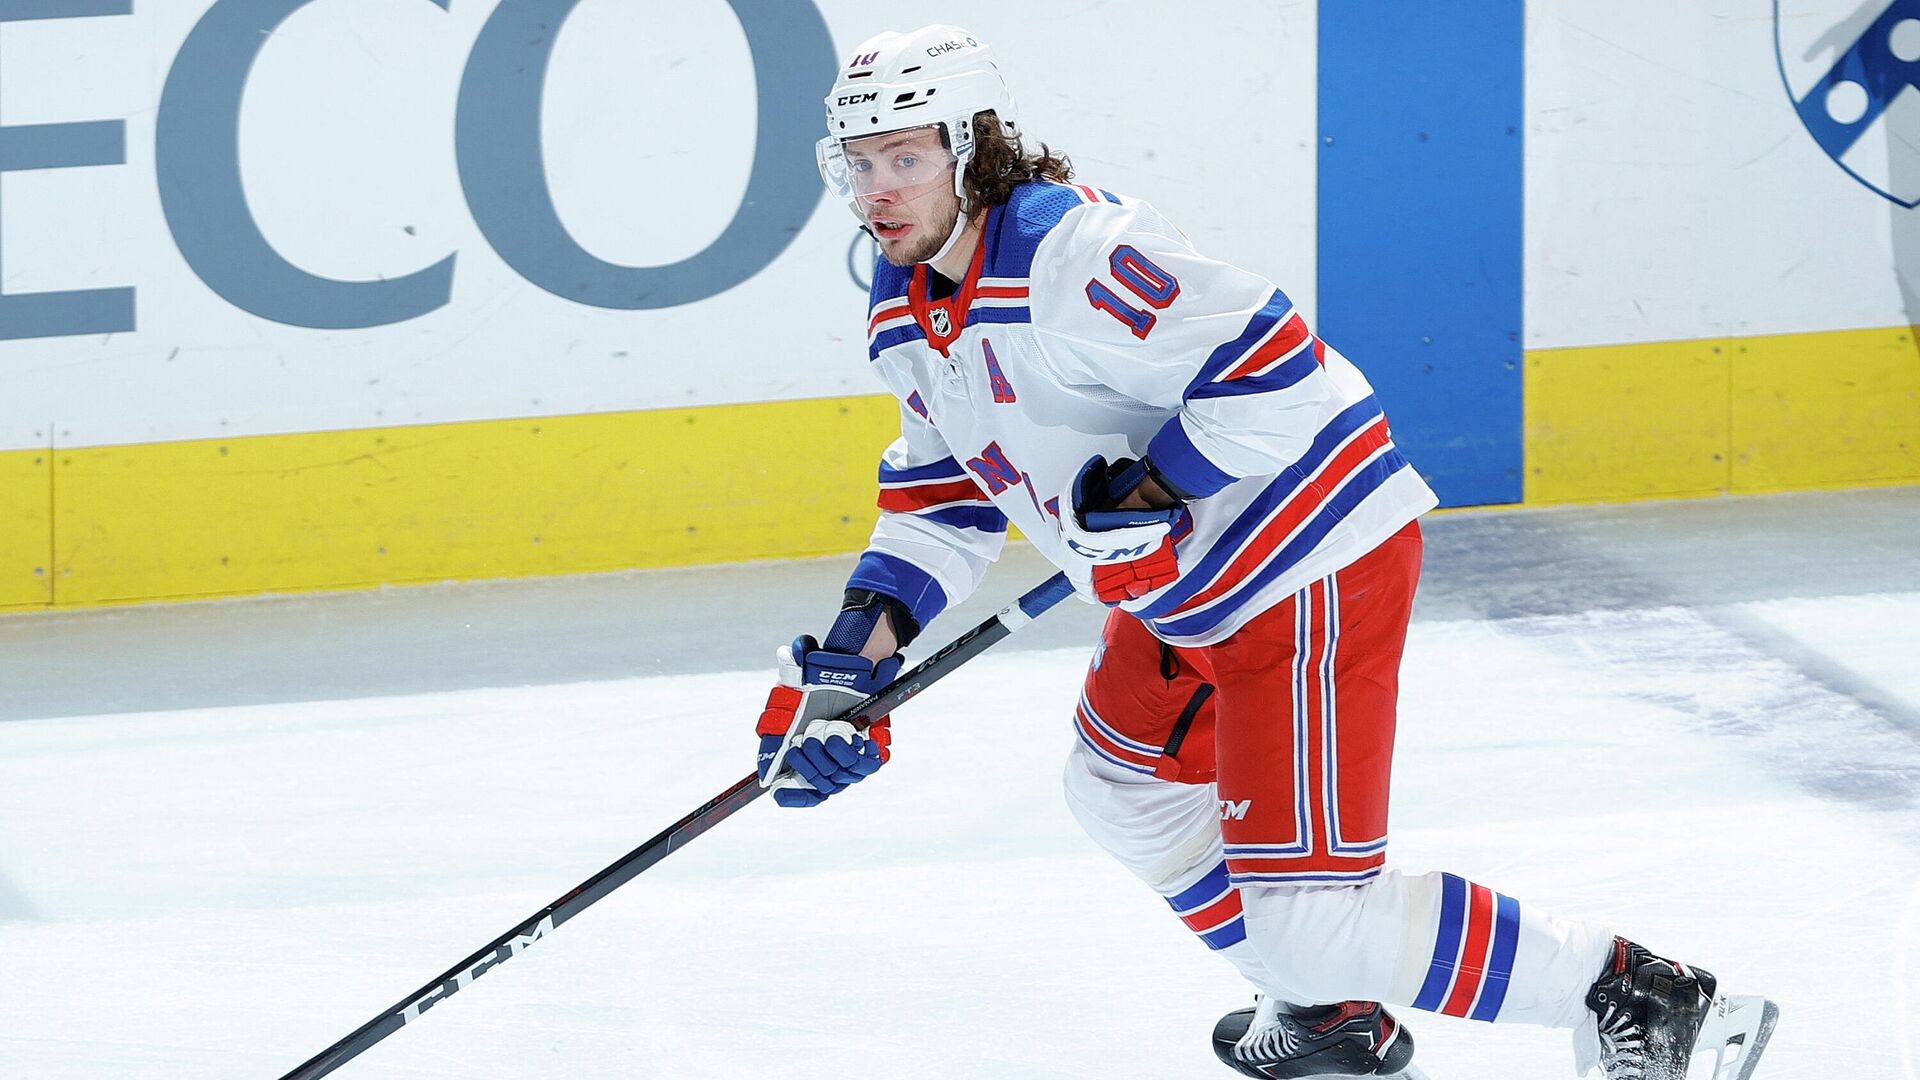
1585, 937, 1779, 1080
1212, 997, 1424, 1079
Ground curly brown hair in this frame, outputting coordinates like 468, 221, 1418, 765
962, 111, 1073, 209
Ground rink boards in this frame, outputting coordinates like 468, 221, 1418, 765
2, 1, 1918, 608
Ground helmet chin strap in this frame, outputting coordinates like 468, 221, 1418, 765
920, 205, 971, 268
919, 143, 974, 268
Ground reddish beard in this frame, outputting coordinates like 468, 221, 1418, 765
881, 212, 958, 267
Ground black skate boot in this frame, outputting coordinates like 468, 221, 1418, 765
1211, 997, 1419, 1079
1585, 936, 1779, 1080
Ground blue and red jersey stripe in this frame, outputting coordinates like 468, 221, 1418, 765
1137, 397, 1414, 639
877, 477, 990, 514
877, 457, 1007, 533
1183, 290, 1297, 394
1189, 311, 1324, 401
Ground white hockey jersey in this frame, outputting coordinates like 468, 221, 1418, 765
846, 181, 1438, 648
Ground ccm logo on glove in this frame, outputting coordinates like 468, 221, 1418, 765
754, 636, 899, 808
1060, 456, 1185, 605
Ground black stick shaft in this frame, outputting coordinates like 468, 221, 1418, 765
277, 573, 1075, 1080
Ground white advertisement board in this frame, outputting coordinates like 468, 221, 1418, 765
1526, 0, 1915, 349
0, 0, 1317, 452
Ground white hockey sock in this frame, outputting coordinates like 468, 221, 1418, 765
1159, 856, 1286, 993
1240, 869, 1615, 1028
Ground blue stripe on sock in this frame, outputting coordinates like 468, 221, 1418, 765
1166, 861, 1231, 913
1413, 873, 1467, 1012
1469, 892, 1522, 1021
1200, 917, 1248, 951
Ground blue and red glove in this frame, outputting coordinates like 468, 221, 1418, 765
1060, 456, 1182, 605
755, 636, 900, 807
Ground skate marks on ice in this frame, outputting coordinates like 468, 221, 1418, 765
1495, 600, 1920, 820
1404, 610, 1920, 1080
1, 600, 1915, 1076
1717, 591, 1920, 739
1415, 487, 1920, 624
0, 866, 37, 922
1486, 597, 1920, 1079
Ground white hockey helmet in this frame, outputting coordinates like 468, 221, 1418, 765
817, 26, 1019, 261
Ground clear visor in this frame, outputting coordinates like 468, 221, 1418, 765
816, 126, 958, 202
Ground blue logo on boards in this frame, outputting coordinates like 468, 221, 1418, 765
847, 230, 879, 291
1776, 0, 1920, 206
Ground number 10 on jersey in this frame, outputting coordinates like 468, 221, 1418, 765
1085, 245, 1180, 340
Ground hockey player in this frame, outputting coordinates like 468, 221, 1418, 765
754, 25, 1778, 1080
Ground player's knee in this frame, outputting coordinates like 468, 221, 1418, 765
1062, 742, 1222, 893
1060, 737, 1149, 830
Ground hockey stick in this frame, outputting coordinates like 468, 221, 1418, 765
275, 572, 1077, 1080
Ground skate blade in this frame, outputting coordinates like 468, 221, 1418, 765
1687, 994, 1778, 1080
1286, 1065, 1423, 1080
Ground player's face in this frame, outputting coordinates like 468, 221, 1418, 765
843, 127, 962, 266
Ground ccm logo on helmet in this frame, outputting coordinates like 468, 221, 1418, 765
836, 91, 879, 106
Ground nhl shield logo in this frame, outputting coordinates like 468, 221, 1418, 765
930, 308, 952, 336
1776, 0, 1920, 206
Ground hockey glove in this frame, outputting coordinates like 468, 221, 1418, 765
1061, 456, 1182, 605
755, 636, 900, 808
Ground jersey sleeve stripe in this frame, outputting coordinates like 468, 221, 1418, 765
1167, 425, 1392, 618
1187, 351, 1322, 400
913, 505, 1011, 533
846, 549, 949, 630
1146, 413, 1238, 500
1220, 313, 1312, 381
1150, 447, 1409, 640
878, 456, 968, 484
1134, 397, 1387, 620
1183, 290, 1297, 396
877, 477, 992, 512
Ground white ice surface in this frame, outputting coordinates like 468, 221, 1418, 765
1740, 591, 1920, 706
2, 601, 1918, 1079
